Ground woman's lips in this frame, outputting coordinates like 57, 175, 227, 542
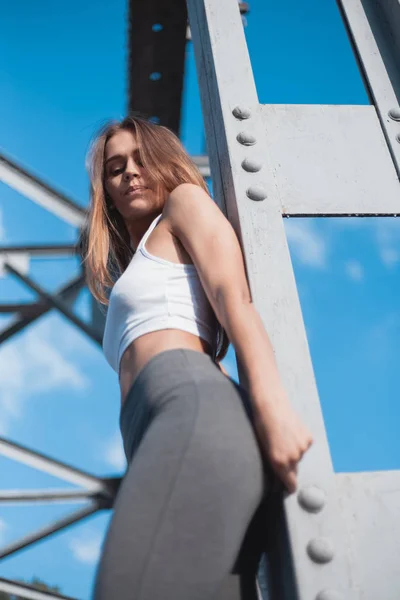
125, 186, 148, 195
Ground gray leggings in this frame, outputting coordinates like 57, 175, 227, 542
93, 348, 270, 600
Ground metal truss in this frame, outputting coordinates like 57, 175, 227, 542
0, 3, 248, 597
0, 437, 119, 562
0, 152, 129, 600
0, 153, 85, 228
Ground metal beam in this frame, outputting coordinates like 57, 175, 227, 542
0, 152, 86, 227
127, 0, 188, 135
0, 244, 77, 257
4, 263, 102, 345
0, 577, 77, 600
0, 502, 100, 560
0, 274, 85, 346
191, 155, 210, 177
187, 2, 250, 39
0, 302, 37, 314
0, 489, 100, 505
0, 437, 107, 494
259, 104, 400, 216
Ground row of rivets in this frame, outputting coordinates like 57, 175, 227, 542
233, 106, 268, 201
300, 485, 337, 595
298, 485, 338, 595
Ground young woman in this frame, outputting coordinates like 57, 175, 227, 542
80, 115, 313, 600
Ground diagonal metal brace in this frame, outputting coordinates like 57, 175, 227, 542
0, 502, 102, 560
4, 263, 102, 345
0, 274, 85, 346
0, 576, 78, 600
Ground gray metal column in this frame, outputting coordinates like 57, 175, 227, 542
186, 0, 400, 599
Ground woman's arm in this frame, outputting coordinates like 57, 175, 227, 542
165, 184, 313, 493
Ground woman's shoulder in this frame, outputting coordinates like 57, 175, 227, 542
163, 184, 218, 228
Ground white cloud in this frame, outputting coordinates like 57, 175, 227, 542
0, 315, 91, 435
104, 433, 127, 472
345, 260, 364, 282
366, 313, 400, 363
375, 220, 400, 269
331, 217, 400, 270
69, 530, 102, 565
380, 247, 399, 268
284, 219, 327, 268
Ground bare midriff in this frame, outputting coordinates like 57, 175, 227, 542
118, 329, 213, 406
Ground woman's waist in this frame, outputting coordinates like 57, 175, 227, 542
119, 344, 234, 435
119, 330, 215, 405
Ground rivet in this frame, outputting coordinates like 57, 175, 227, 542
316, 590, 344, 600
246, 185, 267, 201
298, 485, 326, 513
237, 131, 257, 146
307, 538, 335, 564
241, 158, 262, 173
388, 107, 400, 121
396, 133, 400, 144
232, 106, 252, 120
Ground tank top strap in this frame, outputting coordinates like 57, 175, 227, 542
137, 213, 163, 251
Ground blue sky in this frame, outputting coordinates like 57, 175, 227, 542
0, 0, 399, 598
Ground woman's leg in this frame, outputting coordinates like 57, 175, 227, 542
93, 356, 268, 600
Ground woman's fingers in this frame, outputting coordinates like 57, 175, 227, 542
271, 460, 299, 494
281, 467, 298, 494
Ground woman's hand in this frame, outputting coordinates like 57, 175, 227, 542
253, 398, 313, 494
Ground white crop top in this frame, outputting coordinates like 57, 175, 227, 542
102, 213, 218, 373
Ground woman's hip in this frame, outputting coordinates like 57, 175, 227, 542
119, 348, 268, 485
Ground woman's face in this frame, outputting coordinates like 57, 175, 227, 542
103, 129, 165, 221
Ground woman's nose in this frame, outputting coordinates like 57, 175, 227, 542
123, 168, 139, 181
124, 159, 140, 180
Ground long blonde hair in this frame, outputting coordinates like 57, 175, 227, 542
78, 115, 229, 363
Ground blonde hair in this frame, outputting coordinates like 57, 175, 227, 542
78, 114, 229, 362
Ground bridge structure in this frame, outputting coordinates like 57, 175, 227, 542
0, 0, 399, 598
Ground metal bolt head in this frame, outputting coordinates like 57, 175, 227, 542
241, 158, 262, 173
237, 131, 257, 146
246, 185, 267, 201
298, 485, 326, 513
388, 107, 400, 121
232, 106, 252, 120
307, 538, 335, 564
